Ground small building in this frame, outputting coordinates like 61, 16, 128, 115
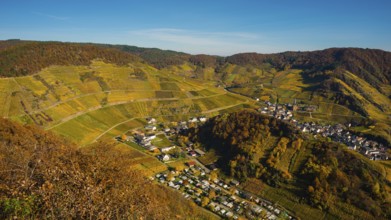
230, 179, 240, 186
145, 134, 157, 140
194, 149, 206, 156
145, 125, 157, 131
199, 117, 207, 122
187, 161, 196, 167
188, 151, 197, 157
135, 133, 145, 141
146, 145, 157, 151
161, 146, 176, 153
185, 141, 194, 147
189, 117, 199, 123
241, 192, 253, 200
251, 205, 262, 214
207, 163, 218, 170
147, 117, 157, 124
160, 154, 170, 161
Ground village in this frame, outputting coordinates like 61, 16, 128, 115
119, 116, 293, 219
128, 116, 209, 162
153, 164, 292, 220
258, 101, 389, 160
117, 102, 388, 219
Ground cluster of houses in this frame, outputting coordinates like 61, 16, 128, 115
134, 131, 159, 151
111, 97, 390, 220
154, 163, 292, 220
259, 102, 294, 121
259, 101, 317, 121
131, 116, 209, 162
296, 122, 389, 160
258, 101, 389, 160
123, 115, 306, 219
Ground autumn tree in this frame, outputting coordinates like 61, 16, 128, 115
201, 197, 210, 207
167, 172, 175, 181
208, 189, 216, 199
0, 118, 215, 219
121, 133, 127, 141
209, 170, 218, 182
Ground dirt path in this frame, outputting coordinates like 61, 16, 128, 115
92, 117, 138, 142
87, 100, 249, 146
46, 97, 181, 129
12, 89, 187, 118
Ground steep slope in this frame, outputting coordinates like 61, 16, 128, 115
224, 49, 391, 143
186, 110, 391, 220
0, 118, 215, 219
226, 48, 391, 87
0, 59, 251, 145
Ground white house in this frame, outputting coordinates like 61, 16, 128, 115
145, 125, 157, 131
161, 146, 176, 153
147, 118, 157, 124
199, 117, 207, 122
162, 154, 170, 161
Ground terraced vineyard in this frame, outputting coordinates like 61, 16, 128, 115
226, 67, 365, 122
0, 60, 253, 145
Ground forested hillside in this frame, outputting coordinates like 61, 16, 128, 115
0, 41, 140, 77
1, 41, 389, 92
227, 48, 391, 87
186, 110, 391, 219
105, 44, 191, 68
0, 118, 214, 219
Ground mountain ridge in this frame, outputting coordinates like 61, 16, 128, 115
0, 40, 390, 144
1, 40, 390, 78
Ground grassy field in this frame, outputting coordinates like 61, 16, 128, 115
114, 142, 167, 176
197, 149, 220, 165
151, 134, 172, 148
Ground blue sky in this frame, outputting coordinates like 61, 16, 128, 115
1, 0, 390, 55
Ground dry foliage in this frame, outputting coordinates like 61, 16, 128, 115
0, 118, 211, 219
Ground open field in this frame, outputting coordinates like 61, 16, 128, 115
197, 149, 220, 165
113, 142, 167, 176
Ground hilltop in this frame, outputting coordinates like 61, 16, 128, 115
0, 41, 140, 77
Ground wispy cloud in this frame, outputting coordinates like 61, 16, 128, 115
127, 28, 273, 55
32, 12, 70, 21
129, 28, 259, 46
